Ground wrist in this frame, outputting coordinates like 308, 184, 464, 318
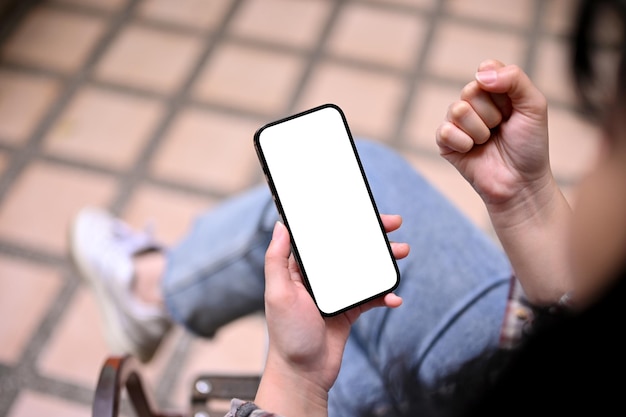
255, 356, 329, 417
486, 174, 574, 305
485, 172, 558, 229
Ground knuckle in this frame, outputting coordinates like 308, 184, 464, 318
449, 100, 472, 121
478, 58, 504, 71
475, 127, 492, 144
460, 81, 480, 100
506, 64, 524, 80
486, 113, 503, 129
436, 121, 454, 143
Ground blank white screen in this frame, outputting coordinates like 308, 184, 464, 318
257, 105, 399, 315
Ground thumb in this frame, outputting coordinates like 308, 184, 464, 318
264, 221, 292, 290
475, 64, 547, 117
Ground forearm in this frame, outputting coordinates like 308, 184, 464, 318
254, 356, 329, 417
487, 175, 573, 306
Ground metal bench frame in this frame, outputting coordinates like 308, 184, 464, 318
93, 355, 260, 417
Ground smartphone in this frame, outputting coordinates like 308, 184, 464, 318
254, 104, 400, 316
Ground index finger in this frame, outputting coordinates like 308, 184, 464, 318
476, 59, 512, 119
380, 214, 402, 233
475, 64, 547, 120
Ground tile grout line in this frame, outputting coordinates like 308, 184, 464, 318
0, 0, 579, 196
0, 271, 89, 414
0, 0, 140, 206
522, 0, 549, 78
107, 0, 246, 216
525, 0, 584, 191
110, 0, 251, 408
0, 0, 574, 207
388, 0, 446, 148
0, 0, 145, 415
0, 0, 40, 44
391, 0, 576, 158
284, 0, 346, 115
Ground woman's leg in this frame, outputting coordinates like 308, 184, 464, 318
327, 140, 512, 416
163, 185, 276, 337
70, 182, 276, 361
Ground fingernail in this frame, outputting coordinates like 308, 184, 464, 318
475, 70, 497, 85
272, 221, 284, 240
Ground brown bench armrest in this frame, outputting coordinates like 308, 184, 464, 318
93, 355, 182, 417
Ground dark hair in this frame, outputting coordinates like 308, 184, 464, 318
355, 345, 517, 417
573, 0, 626, 120
355, 2, 626, 416
358, 267, 626, 417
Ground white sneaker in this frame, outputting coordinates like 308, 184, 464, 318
69, 207, 172, 363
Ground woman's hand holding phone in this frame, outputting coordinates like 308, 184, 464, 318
255, 104, 401, 316
254, 215, 407, 417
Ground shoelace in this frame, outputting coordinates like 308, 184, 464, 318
111, 219, 160, 256
91, 218, 162, 288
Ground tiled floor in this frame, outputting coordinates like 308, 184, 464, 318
0, 0, 600, 415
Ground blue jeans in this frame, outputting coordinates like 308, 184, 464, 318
163, 140, 512, 416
